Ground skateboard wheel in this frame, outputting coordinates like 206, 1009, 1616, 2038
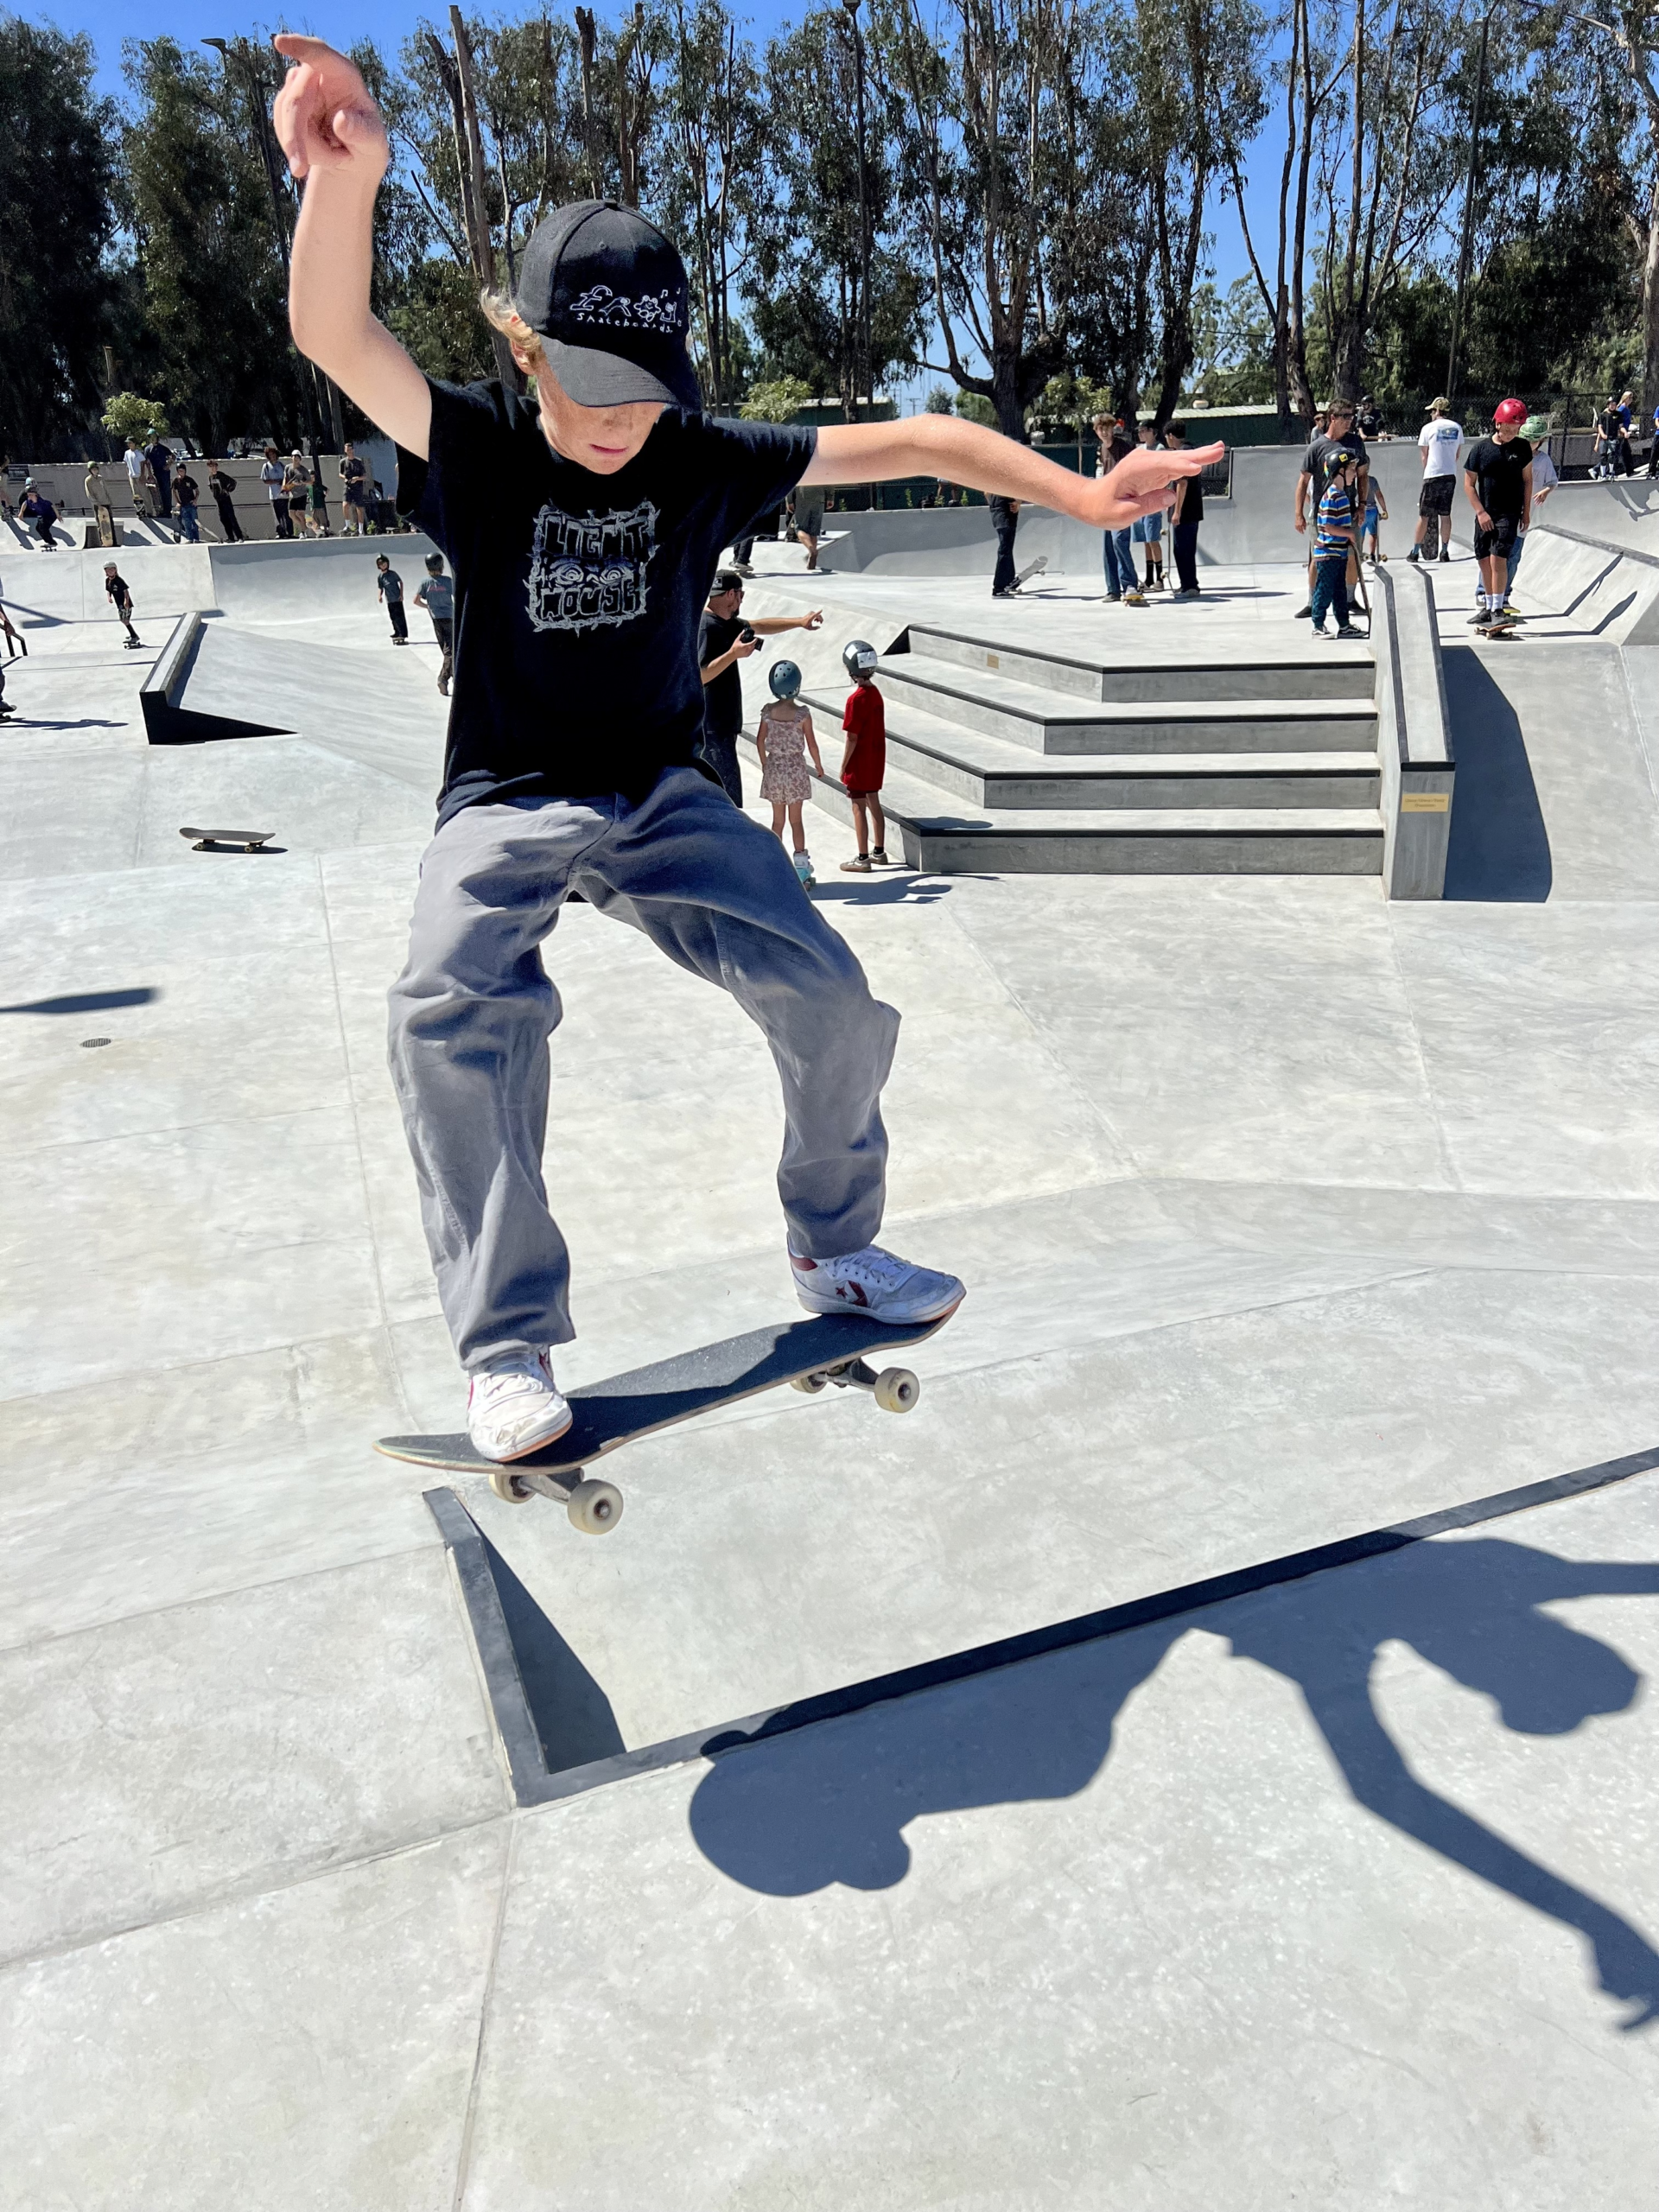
488, 1466, 533, 1504
791, 1372, 828, 1394
873, 1366, 919, 1413
567, 1477, 623, 1535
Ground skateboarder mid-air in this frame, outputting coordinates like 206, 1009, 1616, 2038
272, 33, 1218, 1463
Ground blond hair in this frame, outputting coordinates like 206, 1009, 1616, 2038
480, 288, 543, 370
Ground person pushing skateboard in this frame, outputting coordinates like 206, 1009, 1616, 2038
272, 32, 1219, 1464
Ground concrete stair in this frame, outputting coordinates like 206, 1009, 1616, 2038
748, 618, 1385, 874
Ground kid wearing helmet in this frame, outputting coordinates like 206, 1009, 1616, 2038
756, 658, 824, 884
839, 639, 892, 871
272, 33, 1215, 1462
1464, 401, 1532, 632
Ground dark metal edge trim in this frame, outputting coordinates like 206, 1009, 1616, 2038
423, 1486, 552, 1807
434, 1446, 1659, 1813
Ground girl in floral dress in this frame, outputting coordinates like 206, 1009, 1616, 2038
756, 659, 826, 885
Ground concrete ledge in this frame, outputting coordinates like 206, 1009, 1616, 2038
1375, 563, 1455, 899
138, 610, 291, 746
429, 1446, 1659, 1809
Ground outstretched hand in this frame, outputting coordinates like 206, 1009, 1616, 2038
1088, 442, 1225, 530
271, 35, 389, 182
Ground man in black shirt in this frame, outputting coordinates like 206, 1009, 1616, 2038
988, 493, 1020, 594
697, 570, 823, 804
1166, 421, 1205, 594
1463, 397, 1533, 629
273, 32, 1218, 1462
1293, 403, 1367, 617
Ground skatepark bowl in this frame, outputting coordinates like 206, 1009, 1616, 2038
3, 478, 1659, 2209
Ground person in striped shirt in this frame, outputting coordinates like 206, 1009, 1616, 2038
1309, 452, 1363, 639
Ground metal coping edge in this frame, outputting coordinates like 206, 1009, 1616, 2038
423, 1440, 1659, 1814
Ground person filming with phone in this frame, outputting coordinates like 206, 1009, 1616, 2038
697, 569, 823, 806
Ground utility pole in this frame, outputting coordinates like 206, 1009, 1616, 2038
204, 36, 341, 448
1444, 8, 1493, 405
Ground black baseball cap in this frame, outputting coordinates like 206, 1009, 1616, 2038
514, 200, 701, 410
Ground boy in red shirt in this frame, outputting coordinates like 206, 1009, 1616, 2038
838, 639, 892, 872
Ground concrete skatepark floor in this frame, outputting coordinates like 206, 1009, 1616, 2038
2, 537, 1657, 2208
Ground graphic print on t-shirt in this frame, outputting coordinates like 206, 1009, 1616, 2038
526, 499, 660, 632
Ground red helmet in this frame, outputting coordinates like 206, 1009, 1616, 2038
1494, 397, 1528, 425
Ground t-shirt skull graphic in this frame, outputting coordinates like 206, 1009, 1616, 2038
398, 378, 815, 823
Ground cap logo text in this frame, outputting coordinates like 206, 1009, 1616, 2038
566, 283, 687, 334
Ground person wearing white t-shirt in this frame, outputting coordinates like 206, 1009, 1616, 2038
1407, 398, 1463, 564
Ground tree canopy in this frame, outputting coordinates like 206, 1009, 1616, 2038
3, 0, 1653, 461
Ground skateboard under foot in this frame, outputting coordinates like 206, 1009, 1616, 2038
375, 1305, 960, 1534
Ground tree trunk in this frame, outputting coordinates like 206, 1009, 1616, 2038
1643, 174, 1659, 416
442, 9, 518, 388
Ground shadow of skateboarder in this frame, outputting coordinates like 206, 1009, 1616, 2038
690, 1536, 1659, 2029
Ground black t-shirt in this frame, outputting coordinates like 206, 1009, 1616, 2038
1174, 465, 1204, 522
698, 610, 747, 741
1465, 435, 1532, 518
1357, 405, 1382, 438
174, 474, 199, 504
399, 378, 816, 821
1304, 429, 1367, 484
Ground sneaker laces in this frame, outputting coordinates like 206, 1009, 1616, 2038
834, 1245, 907, 1288
471, 1359, 550, 1408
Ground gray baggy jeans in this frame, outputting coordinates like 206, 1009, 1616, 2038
388, 766, 899, 1370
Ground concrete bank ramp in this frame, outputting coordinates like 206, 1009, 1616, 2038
207, 533, 442, 624
184, 624, 448, 792
0, 543, 215, 626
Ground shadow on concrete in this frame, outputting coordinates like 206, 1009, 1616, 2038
0, 986, 158, 1015
809, 873, 960, 907
1440, 645, 1553, 900
480, 1533, 625, 1772
689, 1538, 1659, 2029
3, 717, 124, 731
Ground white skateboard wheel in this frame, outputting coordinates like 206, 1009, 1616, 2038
873, 1367, 919, 1413
791, 1373, 829, 1394
489, 1466, 533, 1504
566, 1477, 624, 1534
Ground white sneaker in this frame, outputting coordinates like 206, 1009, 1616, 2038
791, 1244, 964, 1325
467, 1351, 573, 1462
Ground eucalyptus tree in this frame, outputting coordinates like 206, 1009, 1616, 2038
122, 36, 298, 451
0, 20, 122, 454
885, 0, 1112, 436
1129, 0, 1268, 424
657, 0, 766, 409
747, 4, 926, 416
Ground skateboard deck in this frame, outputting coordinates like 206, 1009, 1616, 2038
376, 1305, 959, 1532
1008, 556, 1049, 593
180, 827, 275, 851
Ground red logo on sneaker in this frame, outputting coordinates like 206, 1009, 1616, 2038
837, 1281, 869, 1307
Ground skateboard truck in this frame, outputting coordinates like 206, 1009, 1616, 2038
489, 1465, 625, 1530
790, 1354, 920, 1413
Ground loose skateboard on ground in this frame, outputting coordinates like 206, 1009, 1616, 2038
180, 827, 276, 851
1002, 555, 1049, 594
375, 1305, 959, 1533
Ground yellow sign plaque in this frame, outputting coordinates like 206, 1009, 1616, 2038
1400, 791, 1451, 813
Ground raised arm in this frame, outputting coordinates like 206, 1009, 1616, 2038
271, 35, 432, 459
802, 416, 1222, 533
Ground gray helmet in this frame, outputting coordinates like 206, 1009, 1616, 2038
767, 659, 803, 700
842, 638, 878, 679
